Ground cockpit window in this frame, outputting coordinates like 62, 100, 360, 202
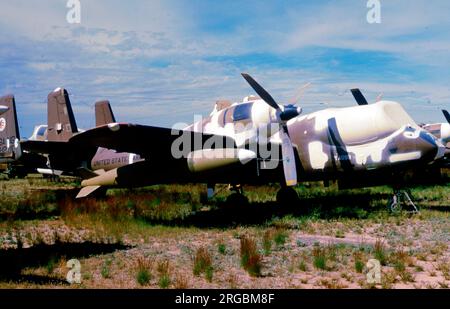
37, 126, 47, 136
232, 103, 253, 121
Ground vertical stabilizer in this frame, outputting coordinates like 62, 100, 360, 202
47, 88, 78, 141
95, 100, 116, 127
0, 94, 21, 162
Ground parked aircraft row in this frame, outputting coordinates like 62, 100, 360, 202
0, 74, 448, 212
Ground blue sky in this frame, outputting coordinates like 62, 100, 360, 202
0, 0, 449, 136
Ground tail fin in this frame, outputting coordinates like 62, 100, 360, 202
0, 94, 21, 162
47, 88, 78, 142
95, 100, 116, 127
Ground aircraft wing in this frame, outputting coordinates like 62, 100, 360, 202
68, 123, 237, 159
21, 140, 73, 155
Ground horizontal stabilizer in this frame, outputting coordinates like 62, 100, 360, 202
76, 185, 102, 198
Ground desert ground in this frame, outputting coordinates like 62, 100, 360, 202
0, 175, 448, 289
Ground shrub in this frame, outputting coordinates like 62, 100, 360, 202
217, 242, 226, 255
101, 259, 112, 279
193, 247, 213, 281
174, 273, 189, 289
157, 259, 171, 289
355, 260, 364, 273
374, 239, 387, 265
353, 252, 365, 273
135, 256, 152, 286
273, 229, 289, 247
262, 230, 272, 255
137, 269, 151, 286
312, 246, 327, 270
240, 236, 262, 277
298, 260, 308, 272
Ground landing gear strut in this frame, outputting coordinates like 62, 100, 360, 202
388, 189, 419, 213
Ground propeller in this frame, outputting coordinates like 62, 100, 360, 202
443, 110, 450, 124
289, 82, 312, 105
350, 88, 369, 105
241, 73, 300, 186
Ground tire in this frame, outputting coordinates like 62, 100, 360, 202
225, 193, 249, 208
276, 187, 300, 207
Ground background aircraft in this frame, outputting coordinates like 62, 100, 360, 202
16, 89, 143, 196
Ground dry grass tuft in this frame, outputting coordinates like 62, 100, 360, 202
240, 235, 262, 277
193, 247, 214, 282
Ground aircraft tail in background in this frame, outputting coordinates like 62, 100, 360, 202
95, 100, 116, 127
0, 94, 22, 162
47, 88, 78, 142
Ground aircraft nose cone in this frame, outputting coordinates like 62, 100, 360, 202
418, 130, 445, 161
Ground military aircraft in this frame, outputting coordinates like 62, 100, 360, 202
0, 89, 142, 181
52, 73, 445, 212
0, 94, 47, 177
15, 88, 143, 195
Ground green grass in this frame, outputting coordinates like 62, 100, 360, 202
136, 269, 151, 286
101, 259, 112, 279
158, 274, 171, 288
312, 246, 327, 270
298, 260, 308, 272
46, 256, 58, 274
193, 247, 213, 279
273, 229, 289, 247
157, 260, 171, 288
374, 240, 387, 266
135, 256, 152, 286
355, 260, 364, 273
262, 230, 272, 255
217, 242, 226, 255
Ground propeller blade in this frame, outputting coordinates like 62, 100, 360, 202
240, 73, 298, 186
443, 110, 450, 124
289, 82, 311, 105
350, 88, 369, 105
280, 127, 297, 186
241, 73, 280, 111
376, 93, 384, 102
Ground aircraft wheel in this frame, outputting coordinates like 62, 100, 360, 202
225, 193, 249, 208
276, 187, 299, 207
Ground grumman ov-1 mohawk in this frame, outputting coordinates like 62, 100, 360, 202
43, 73, 445, 211
0, 89, 142, 181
